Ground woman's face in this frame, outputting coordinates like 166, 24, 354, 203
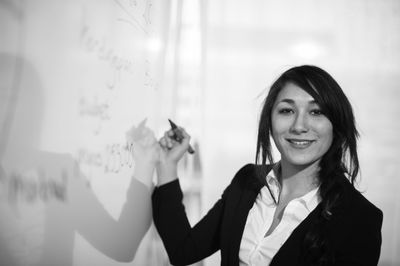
271, 83, 333, 168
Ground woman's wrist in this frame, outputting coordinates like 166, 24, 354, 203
156, 163, 178, 186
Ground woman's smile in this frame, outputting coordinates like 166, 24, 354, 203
286, 138, 315, 149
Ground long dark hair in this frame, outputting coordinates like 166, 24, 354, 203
255, 65, 359, 264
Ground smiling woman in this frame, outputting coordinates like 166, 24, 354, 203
253, 65, 382, 265
149, 65, 383, 266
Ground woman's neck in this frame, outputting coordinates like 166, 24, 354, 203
278, 160, 320, 197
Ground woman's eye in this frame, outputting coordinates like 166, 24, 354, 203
310, 109, 323, 116
278, 108, 293, 114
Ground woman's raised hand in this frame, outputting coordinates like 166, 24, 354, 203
156, 127, 191, 185
126, 120, 192, 186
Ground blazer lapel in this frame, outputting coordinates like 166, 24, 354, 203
227, 164, 271, 265
270, 204, 322, 265
228, 186, 260, 265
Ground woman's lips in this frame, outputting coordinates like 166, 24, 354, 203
286, 139, 315, 148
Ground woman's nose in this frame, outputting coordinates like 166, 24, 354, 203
290, 112, 309, 133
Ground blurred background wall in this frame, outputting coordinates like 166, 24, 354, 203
1, 0, 399, 265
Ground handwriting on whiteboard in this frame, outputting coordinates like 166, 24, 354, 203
2, 169, 68, 203
80, 25, 135, 90
78, 143, 134, 174
113, 0, 153, 34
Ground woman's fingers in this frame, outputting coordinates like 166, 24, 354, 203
162, 130, 179, 149
163, 131, 172, 148
159, 136, 168, 149
167, 130, 175, 138
179, 127, 191, 143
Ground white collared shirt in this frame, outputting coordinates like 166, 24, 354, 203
239, 168, 320, 266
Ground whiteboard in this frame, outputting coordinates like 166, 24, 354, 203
0, 0, 174, 265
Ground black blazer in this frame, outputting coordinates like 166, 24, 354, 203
152, 164, 383, 266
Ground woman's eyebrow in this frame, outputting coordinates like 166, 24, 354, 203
277, 98, 294, 104
277, 99, 317, 104
276, 98, 319, 107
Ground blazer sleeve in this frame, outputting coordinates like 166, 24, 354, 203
152, 178, 231, 266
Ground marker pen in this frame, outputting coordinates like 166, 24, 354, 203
168, 119, 195, 154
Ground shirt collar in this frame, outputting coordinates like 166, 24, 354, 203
265, 165, 281, 203
298, 186, 320, 212
264, 163, 320, 210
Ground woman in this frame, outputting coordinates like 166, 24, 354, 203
152, 65, 383, 265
